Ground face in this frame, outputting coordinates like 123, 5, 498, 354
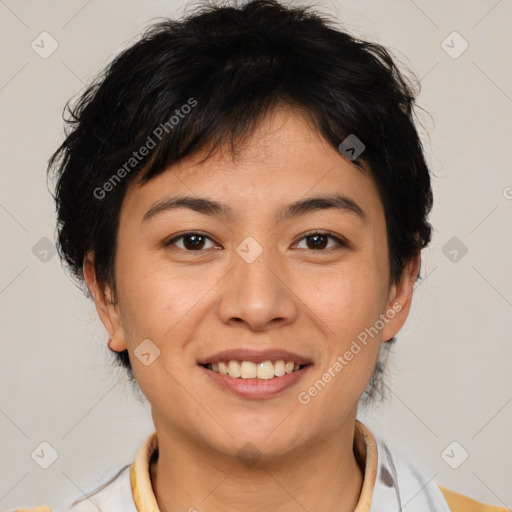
86, 105, 417, 460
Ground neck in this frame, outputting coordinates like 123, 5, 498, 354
149, 420, 365, 512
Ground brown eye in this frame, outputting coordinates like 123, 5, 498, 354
166, 232, 217, 251
295, 232, 347, 251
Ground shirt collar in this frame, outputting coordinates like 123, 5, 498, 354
130, 420, 378, 512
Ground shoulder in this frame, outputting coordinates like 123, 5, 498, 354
8, 464, 135, 512
66, 464, 136, 512
439, 485, 510, 512
364, 424, 508, 512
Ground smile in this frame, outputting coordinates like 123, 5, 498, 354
200, 360, 312, 399
203, 360, 307, 380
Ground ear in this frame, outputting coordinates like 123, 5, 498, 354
381, 252, 421, 343
83, 251, 127, 352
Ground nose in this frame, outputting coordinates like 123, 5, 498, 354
216, 243, 299, 331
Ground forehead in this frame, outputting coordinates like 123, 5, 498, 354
121, 106, 384, 225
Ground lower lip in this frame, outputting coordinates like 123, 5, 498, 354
199, 365, 311, 399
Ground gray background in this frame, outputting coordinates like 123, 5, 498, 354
1, 0, 511, 510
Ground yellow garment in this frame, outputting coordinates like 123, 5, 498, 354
439, 485, 510, 512
10, 508, 51, 512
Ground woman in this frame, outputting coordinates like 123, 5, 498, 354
16, 0, 507, 510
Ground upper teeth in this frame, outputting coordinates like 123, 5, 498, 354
206, 360, 301, 379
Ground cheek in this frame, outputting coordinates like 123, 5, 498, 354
297, 259, 389, 342
293, 259, 387, 402
115, 252, 218, 364
295, 271, 384, 420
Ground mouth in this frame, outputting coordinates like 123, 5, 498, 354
201, 360, 310, 380
198, 351, 313, 399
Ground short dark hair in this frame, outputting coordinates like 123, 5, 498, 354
48, 0, 433, 397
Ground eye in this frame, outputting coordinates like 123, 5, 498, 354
164, 231, 347, 252
165, 232, 219, 251
294, 231, 347, 251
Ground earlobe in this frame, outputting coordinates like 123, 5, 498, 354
107, 336, 126, 352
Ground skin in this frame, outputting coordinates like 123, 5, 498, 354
84, 104, 420, 512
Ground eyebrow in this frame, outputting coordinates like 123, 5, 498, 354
142, 193, 366, 224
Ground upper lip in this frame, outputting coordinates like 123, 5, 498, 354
197, 348, 313, 365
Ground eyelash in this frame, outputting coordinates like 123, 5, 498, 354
164, 230, 349, 252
